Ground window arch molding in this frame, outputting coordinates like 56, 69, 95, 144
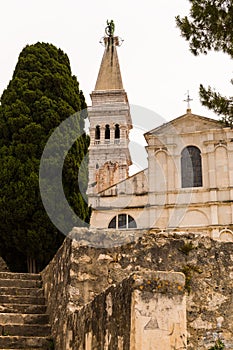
108, 214, 137, 229
219, 229, 233, 242
181, 145, 203, 188
214, 144, 227, 151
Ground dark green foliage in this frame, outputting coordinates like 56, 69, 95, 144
47, 338, 55, 350
176, 1, 233, 57
209, 339, 225, 350
181, 264, 202, 294
181, 265, 193, 294
176, 1, 233, 124
199, 84, 233, 125
0, 42, 90, 272
178, 242, 195, 255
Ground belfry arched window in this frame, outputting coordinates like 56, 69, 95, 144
108, 214, 137, 229
105, 124, 110, 139
95, 125, 100, 140
115, 124, 120, 139
181, 146, 202, 188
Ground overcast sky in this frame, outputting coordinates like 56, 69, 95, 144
1, 0, 232, 131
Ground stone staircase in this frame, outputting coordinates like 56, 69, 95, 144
0, 272, 53, 349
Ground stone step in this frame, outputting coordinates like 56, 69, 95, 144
0, 324, 51, 337
0, 288, 43, 298
0, 335, 53, 348
0, 296, 45, 306
0, 314, 49, 325
0, 273, 41, 281
0, 304, 47, 315
0, 272, 52, 349
0, 279, 42, 289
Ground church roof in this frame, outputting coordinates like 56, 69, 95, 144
144, 110, 226, 139
94, 37, 124, 91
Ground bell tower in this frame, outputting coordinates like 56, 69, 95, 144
87, 21, 132, 198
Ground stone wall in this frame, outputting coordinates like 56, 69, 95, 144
65, 271, 186, 350
130, 271, 186, 350
41, 237, 72, 348
65, 275, 132, 349
42, 229, 233, 349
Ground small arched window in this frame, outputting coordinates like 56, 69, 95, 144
115, 124, 120, 139
105, 124, 110, 139
181, 146, 202, 188
95, 125, 100, 140
108, 214, 137, 229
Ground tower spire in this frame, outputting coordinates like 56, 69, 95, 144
94, 21, 124, 91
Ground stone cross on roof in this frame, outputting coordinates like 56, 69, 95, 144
184, 90, 193, 113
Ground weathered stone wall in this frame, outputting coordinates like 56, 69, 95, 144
42, 252, 186, 350
65, 277, 132, 349
67, 271, 186, 350
130, 271, 186, 350
42, 229, 233, 349
41, 237, 72, 349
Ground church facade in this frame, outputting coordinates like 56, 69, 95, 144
87, 32, 233, 242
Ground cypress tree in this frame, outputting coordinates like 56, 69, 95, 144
0, 42, 90, 272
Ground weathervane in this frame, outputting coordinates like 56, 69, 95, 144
184, 90, 193, 111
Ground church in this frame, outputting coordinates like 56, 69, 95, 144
87, 28, 233, 242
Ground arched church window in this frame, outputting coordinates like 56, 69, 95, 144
219, 229, 233, 242
95, 125, 100, 140
181, 146, 202, 188
105, 124, 110, 139
108, 214, 137, 229
115, 124, 120, 139
108, 216, 116, 229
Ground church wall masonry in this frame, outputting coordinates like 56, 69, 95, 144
41, 229, 233, 349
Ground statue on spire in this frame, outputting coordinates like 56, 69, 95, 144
105, 20, 115, 37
